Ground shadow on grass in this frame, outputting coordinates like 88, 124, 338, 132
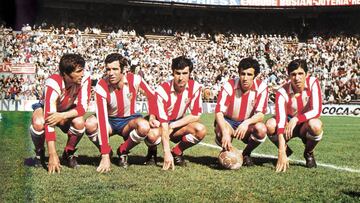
343, 191, 360, 198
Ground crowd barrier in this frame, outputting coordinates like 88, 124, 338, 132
0, 99, 359, 116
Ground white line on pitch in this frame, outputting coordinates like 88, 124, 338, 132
199, 142, 360, 173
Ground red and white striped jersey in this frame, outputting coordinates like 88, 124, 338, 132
275, 76, 322, 135
156, 80, 202, 123
44, 73, 91, 141
215, 78, 268, 122
95, 73, 155, 154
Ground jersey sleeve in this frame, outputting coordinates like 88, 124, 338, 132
74, 76, 91, 116
275, 90, 287, 135
189, 84, 202, 116
95, 80, 111, 154
138, 75, 156, 115
215, 81, 232, 114
43, 83, 60, 142
155, 84, 169, 123
254, 82, 269, 114
296, 78, 322, 123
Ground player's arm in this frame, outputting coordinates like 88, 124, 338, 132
275, 91, 289, 172
94, 84, 112, 173
215, 112, 233, 151
161, 122, 174, 171
234, 112, 264, 140
168, 114, 200, 129
235, 82, 269, 139
43, 85, 61, 174
215, 85, 233, 150
154, 88, 174, 170
296, 78, 322, 123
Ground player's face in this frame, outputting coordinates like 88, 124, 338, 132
239, 68, 255, 92
173, 66, 190, 92
67, 66, 84, 85
289, 67, 306, 91
106, 61, 123, 85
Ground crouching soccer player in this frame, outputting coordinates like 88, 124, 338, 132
266, 59, 323, 172
29, 53, 91, 173
214, 57, 268, 166
145, 56, 207, 170
84, 53, 158, 173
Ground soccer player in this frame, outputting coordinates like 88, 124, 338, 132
29, 53, 91, 174
84, 53, 158, 173
266, 59, 323, 172
145, 56, 206, 170
214, 57, 268, 166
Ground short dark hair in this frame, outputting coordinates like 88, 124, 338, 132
59, 54, 85, 76
287, 59, 308, 75
238, 57, 260, 77
105, 53, 128, 72
171, 56, 193, 73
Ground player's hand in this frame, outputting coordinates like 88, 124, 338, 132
149, 118, 160, 128
276, 151, 289, 172
285, 117, 298, 140
46, 112, 66, 127
162, 151, 174, 171
96, 154, 111, 173
221, 134, 233, 151
234, 122, 249, 140
48, 153, 61, 174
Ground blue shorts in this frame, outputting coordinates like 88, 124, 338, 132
32, 101, 44, 111
224, 117, 243, 130
108, 113, 143, 134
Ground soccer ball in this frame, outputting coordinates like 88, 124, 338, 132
218, 149, 243, 170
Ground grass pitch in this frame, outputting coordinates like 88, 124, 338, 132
0, 111, 360, 202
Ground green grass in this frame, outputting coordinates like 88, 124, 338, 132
0, 111, 360, 202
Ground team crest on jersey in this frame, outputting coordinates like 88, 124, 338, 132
184, 98, 190, 106
127, 93, 133, 100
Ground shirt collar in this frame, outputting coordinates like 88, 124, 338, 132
171, 80, 189, 93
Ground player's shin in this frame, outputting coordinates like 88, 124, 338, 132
304, 131, 323, 154
86, 131, 101, 150
144, 137, 161, 165
30, 125, 45, 154
119, 130, 146, 154
64, 126, 85, 152
268, 134, 293, 157
30, 125, 45, 166
172, 134, 201, 156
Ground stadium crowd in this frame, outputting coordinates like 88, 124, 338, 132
1, 24, 359, 103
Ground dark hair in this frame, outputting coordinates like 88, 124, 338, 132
171, 56, 193, 73
59, 54, 85, 76
104, 53, 128, 72
238, 57, 260, 77
287, 59, 308, 75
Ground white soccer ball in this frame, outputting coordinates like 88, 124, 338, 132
218, 149, 243, 170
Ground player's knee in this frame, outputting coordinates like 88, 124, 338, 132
145, 133, 161, 146
85, 116, 98, 134
265, 118, 276, 135
32, 117, 45, 132
308, 119, 323, 135
72, 117, 85, 130
194, 123, 206, 140
137, 119, 150, 137
254, 122, 267, 139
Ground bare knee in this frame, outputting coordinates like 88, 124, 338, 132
266, 118, 276, 136
85, 115, 98, 134
32, 116, 45, 132
308, 119, 323, 135
254, 122, 267, 139
72, 116, 85, 130
147, 129, 161, 144
194, 123, 206, 140
136, 119, 150, 136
